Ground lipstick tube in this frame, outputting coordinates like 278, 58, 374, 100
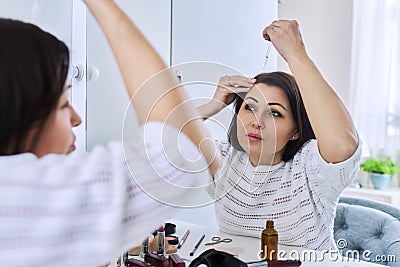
156, 226, 165, 256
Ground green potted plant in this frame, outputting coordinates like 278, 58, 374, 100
360, 157, 400, 189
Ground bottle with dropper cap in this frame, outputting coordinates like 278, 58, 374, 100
260, 220, 278, 261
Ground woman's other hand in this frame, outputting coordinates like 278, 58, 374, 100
214, 75, 256, 108
198, 75, 255, 119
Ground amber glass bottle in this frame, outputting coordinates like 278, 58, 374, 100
260, 220, 278, 260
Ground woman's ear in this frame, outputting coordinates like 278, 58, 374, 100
290, 131, 299, 141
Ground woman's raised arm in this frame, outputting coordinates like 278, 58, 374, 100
84, 0, 220, 173
263, 20, 358, 163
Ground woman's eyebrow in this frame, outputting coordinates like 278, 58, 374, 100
245, 96, 288, 111
245, 96, 258, 103
269, 102, 287, 111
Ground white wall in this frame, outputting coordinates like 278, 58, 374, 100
278, 0, 353, 107
0, 0, 72, 47
86, 1, 171, 150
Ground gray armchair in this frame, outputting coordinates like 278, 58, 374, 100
334, 196, 400, 266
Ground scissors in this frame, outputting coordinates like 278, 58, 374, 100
204, 236, 233, 245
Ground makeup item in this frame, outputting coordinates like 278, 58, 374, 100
139, 235, 150, 260
157, 226, 165, 256
119, 252, 128, 267
151, 223, 176, 237
166, 235, 179, 245
189, 234, 205, 256
144, 251, 169, 267
177, 229, 190, 249
168, 254, 186, 267
260, 220, 278, 261
164, 222, 177, 236
126, 258, 151, 267
143, 252, 186, 267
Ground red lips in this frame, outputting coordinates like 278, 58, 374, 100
247, 133, 263, 141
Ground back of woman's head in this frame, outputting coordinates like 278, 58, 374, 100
228, 71, 315, 162
0, 19, 69, 155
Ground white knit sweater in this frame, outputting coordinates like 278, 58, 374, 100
207, 138, 361, 250
0, 122, 209, 267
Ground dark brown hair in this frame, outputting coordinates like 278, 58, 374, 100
0, 19, 70, 155
227, 71, 315, 162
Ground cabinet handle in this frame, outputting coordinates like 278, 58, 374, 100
176, 70, 183, 83
73, 64, 85, 81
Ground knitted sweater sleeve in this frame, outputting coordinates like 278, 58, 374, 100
0, 122, 209, 267
206, 139, 232, 199
304, 138, 362, 221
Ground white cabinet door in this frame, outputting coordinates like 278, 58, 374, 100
70, 0, 87, 152
86, 0, 171, 150
171, 0, 278, 140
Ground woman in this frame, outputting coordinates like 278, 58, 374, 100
0, 0, 219, 266
199, 20, 360, 251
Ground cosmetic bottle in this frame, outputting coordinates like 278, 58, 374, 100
156, 226, 166, 256
118, 252, 129, 267
260, 220, 278, 260
139, 235, 150, 260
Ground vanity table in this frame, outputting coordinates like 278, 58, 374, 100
111, 219, 385, 266
159, 219, 383, 267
